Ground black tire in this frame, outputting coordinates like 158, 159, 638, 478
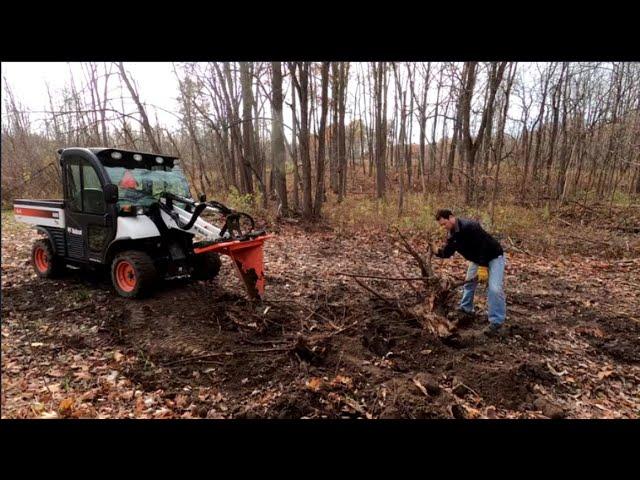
32, 238, 65, 278
111, 250, 158, 298
191, 252, 222, 281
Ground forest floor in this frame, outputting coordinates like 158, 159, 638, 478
2, 204, 639, 419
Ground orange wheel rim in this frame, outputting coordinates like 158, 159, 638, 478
34, 247, 49, 272
115, 260, 136, 292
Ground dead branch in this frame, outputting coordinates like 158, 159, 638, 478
162, 346, 292, 367
336, 272, 430, 281
562, 233, 617, 247
507, 236, 536, 257
396, 228, 434, 279
353, 278, 397, 306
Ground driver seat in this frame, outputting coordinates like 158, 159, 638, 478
119, 170, 138, 189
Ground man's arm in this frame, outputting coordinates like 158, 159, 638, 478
434, 235, 456, 258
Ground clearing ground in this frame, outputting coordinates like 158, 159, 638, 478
2, 209, 639, 419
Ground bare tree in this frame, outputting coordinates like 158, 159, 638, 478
270, 62, 288, 215
116, 62, 161, 152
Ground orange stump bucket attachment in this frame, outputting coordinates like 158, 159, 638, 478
193, 235, 272, 299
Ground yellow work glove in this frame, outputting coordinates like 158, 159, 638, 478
477, 266, 489, 283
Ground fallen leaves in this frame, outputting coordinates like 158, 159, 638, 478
58, 397, 75, 416
2, 213, 639, 420
412, 377, 430, 397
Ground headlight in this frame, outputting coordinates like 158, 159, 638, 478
133, 154, 143, 162
155, 156, 164, 164
111, 151, 123, 160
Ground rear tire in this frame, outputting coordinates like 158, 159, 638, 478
191, 252, 222, 281
32, 239, 65, 278
111, 251, 158, 298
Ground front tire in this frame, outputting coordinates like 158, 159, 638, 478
111, 251, 158, 298
191, 252, 222, 281
32, 239, 65, 278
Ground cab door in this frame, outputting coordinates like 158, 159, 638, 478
63, 156, 115, 264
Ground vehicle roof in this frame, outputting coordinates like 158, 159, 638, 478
58, 147, 180, 160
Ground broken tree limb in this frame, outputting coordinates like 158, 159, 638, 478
395, 228, 434, 280
561, 233, 617, 247
353, 278, 397, 306
162, 346, 293, 366
336, 272, 430, 281
507, 236, 536, 257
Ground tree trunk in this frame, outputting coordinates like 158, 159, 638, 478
290, 62, 313, 218
270, 62, 288, 215
116, 62, 161, 152
313, 63, 330, 217
374, 62, 387, 199
239, 62, 257, 196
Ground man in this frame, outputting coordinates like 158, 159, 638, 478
432, 209, 506, 337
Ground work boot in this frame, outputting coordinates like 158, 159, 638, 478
449, 308, 476, 327
482, 323, 504, 338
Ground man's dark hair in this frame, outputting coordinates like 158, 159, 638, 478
435, 209, 454, 221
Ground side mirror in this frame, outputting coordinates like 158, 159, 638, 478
199, 193, 207, 202
103, 184, 119, 204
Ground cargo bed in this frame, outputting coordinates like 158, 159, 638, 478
13, 199, 65, 228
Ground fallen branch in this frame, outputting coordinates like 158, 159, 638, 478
567, 199, 600, 214
326, 320, 359, 337
452, 380, 482, 398
353, 278, 397, 307
299, 305, 336, 326
561, 233, 617, 247
556, 217, 574, 227
336, 272, 430, 282
55, 303, 94, 315
163, 346, 292, 367
507, 236, 536, 257
448, 277, 478, 289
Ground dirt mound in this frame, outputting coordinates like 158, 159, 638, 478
456, 362, 557, 410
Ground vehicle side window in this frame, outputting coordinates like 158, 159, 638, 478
82, 162, 105, 214
66, 159, 83, 212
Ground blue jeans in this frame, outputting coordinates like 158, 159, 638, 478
459, 255, 506, 326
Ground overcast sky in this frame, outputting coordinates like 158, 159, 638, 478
2, 62, 182, 128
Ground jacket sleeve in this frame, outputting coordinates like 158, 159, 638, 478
434, 235, 456, 258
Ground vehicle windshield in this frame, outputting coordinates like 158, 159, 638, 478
105, 164, 191, 207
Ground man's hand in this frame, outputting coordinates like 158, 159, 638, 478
430, 241, 439, 254
477, 266, 489, 282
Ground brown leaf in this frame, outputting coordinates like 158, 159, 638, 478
412, 378, 429, 397
305, 377, 323, 392
330, 375, 353, 388
58, 397, 75, 416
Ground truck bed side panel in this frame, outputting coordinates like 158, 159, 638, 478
13, 200, 65, 229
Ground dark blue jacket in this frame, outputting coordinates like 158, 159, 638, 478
434, 218, 503, 266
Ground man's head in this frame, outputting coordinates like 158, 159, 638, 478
435, 209, 456, 232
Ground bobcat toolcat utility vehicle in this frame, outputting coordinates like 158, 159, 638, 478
14, 148, 271, 299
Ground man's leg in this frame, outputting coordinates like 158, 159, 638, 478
487, 255, 506, 326
459, 262, 478, 313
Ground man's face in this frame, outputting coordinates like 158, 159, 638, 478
438, 216, 456, 232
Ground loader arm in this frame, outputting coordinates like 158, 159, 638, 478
159, 193, 271, 300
